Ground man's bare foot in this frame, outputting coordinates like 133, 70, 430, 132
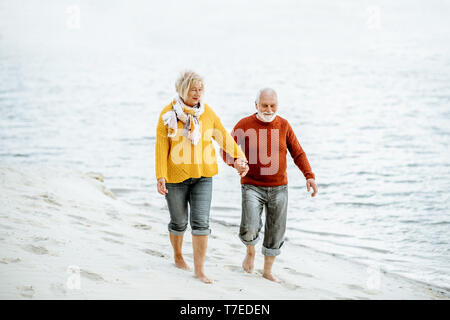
242, 253, 255, 273
174, 256, 190, 270
194, 272, 213, 284
262, 272, 282, 283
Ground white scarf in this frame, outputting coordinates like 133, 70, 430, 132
162, 97, 205, 145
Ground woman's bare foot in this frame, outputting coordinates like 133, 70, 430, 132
174, 255, 190, 271
242, 253, 255, 273
195, 272, 213, 284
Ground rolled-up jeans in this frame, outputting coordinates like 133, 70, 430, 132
239, 184, 288, 256
165, 176, 213, 236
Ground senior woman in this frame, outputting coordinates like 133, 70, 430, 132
155, 70, 248, 283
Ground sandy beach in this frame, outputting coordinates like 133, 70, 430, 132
0, 164, 447, 300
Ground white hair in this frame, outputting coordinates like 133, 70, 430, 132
255, 87, 277, 104
175, 70, 204, 101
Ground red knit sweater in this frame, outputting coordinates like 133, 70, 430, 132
221, 113, 315, 187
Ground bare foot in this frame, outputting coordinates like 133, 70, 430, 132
174, 256, 190, 271
242, 253, 255, 273
195, 272, 213, 284
262, 272, 282, 283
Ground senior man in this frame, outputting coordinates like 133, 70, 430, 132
221, 88, 318, 281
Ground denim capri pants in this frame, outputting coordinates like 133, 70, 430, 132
239, 184, 288, 256
165, 176, 213, 236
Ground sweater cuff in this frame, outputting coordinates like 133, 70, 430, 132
305, 173, 315, 180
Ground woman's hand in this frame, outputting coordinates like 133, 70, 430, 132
234, 158, 249, 177
157, 178, 168, 195
306, 178, 318, 197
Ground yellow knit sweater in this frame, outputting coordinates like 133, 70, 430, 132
155, 100, 246, 183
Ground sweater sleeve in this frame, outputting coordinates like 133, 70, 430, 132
155, 111, 170, 180
286, 121, 315, 180
211, 110, 246, 163
219, 124, 239, 167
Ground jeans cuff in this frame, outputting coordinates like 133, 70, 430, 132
262, 246, 281, 256
239, 234, 260, 246
168, 226, 186, 236
192, 228, 211, 236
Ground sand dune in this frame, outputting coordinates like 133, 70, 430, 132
0, 164, 447, 299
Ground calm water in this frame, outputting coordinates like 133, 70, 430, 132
1, 0, 449, 293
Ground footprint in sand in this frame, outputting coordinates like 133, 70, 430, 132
133, 224, 152, 231
102, 230, 125, 238
32, 236, 65, 246
23, 244, 49, 255
224, 264, 244, 273
106, 210, 122, 220
254, 269, 301, 290
346, 284, 366, 291
102, 237, 124, 245
0, 257, 21, 264
40, 193, 62, 207
73, 221, 92, 228
346, 283, 379, 295
17, 285, 35, 298
50, 283, 67, 295
280, 281, 302, 290
68, 214, 109, 227
32, 236, 49, 241
283, 267, 315, 278
85, 172, 105, 182
80, 269, 105, 282
100, 185, 116, 199
224, 265, 301, 290
68, 214, 89, 222
142, 248, 166, 258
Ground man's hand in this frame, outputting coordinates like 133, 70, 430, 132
157, 178, 168, 195
306, 178, 318, 197
234, 158, 249, 177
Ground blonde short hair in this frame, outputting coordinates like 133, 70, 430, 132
175, 70, 205, 101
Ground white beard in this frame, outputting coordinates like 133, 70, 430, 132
257, 111, 277, 122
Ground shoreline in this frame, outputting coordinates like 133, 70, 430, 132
209, 216, 450, 298
0, 163, 448, 300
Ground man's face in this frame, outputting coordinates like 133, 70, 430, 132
256, 92, 278, 115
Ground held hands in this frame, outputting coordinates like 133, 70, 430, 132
234, 158, 249, 177
306, 178, 318, 197
157, 178, 168, 195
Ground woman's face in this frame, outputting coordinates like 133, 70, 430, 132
184, 82, 204, 107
